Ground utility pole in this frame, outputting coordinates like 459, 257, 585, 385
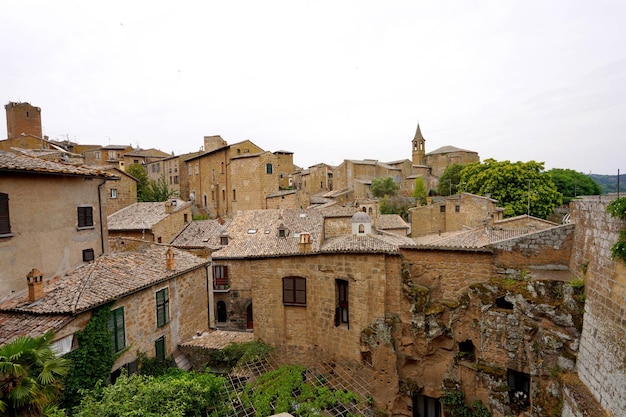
527, 179, 532, 216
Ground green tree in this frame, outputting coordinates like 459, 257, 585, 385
73, 369, 226, 417
437, 163, 465, 196
548, 168, 602, 204
370, 176, 400, 198
0, 331, 70, 417
143, 177, 178, 202
459, 159, 562, 219
380, 196, 415, 221
126, 163, 150, 202
412, 177, 428, 206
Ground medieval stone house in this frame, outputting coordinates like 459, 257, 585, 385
107, 199, 192, 244
0, 150, 118, 293
0, 243, 210, 374
101, 166, 138, 216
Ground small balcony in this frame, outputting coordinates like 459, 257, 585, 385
213, 277, 230, 292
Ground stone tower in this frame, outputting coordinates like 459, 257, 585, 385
411, 123, 426, 165
5, 102, 43, 140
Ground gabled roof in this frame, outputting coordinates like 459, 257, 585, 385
171, 219, 232, 250
375, 214, 410, 231
124, 148, 171, 158
0, 245, 208, 315
213, 209, 324, 259
108, 200, 191, 231
320, 233, 414, 254
426, 145, 477, 155
0, 150, 116, 178
0, 312, 74, 345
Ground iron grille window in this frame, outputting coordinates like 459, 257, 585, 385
108, 307, 126, 353
283, 277, 306, 305
77, 206, 94, 228
156, 288, 170, 328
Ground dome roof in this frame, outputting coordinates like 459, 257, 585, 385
351, 212, 372, 223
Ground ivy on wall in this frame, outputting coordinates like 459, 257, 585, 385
607, 197, 626, 263
62, 303, 117, 411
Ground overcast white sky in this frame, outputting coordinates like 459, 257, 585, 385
2, 1, 625, 174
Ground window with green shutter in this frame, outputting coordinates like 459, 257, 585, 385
156, 288, 170, 327
0, 193, 11, 235
108, 307, 126, 353
155, 336, 166, 361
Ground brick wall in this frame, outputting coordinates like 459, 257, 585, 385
569, 196, 626, 416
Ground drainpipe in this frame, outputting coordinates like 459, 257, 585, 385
97, 178, 107, 255
206, 261, 215, 329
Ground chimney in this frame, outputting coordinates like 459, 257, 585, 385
299, 232, 311, 253
165, 200, 174, 214
166, 247, 175, 270
27, 269, 44, 303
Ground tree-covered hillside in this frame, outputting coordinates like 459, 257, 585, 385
588, 173, 626, 194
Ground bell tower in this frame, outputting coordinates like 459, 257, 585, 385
5, 102, 43, 140
411, 123, 426, 165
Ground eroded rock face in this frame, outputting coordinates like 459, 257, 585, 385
361, 267, 584, 417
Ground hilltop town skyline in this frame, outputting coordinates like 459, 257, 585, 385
3, 1, 625, 174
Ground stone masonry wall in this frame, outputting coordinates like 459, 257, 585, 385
569, 196, 626, 416
492, 224, 575, 269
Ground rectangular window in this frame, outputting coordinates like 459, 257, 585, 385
174, 175, 179, 184
213, 265, 229, 288
233, 189, 236, 201
188, 164, 192, 176
195, 163, 199, 175
77, 206, 94, 228
455, 205, 460, 213
108, 307, 126, 353
439, 205, 446, 213
110, 189, 117, 199
283, 277, 306, 305
82, 248, 95, 262
266, 163, 273, 174
95, 151, 101, 160
413, 395, 441, 417
155, 336, 166, 362
335, 279, 349, 326
0, 193, 11, 235
156, 288, 170, 328
222, 190, 226, 201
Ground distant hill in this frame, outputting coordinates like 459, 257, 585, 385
588, 173, 626, 194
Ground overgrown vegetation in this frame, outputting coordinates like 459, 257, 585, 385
62, 303, 117, 410
440, 388, 491, 417
547, 168, 602, 204
607, 197, 626, 263
127, 163, 178, 202
370, 176, 400, 198
437, 163, 465, 196
205, 341, 274, 370
241, 364, 361, 416
73, 369, 227, 417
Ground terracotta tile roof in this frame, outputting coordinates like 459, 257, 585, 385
0, 313, 73, 345
124, 148, 170, 157
374, 214, 409, 231
266, 189, 297, 198
171, 219, 231, 249
0, 245, 208, 315
213, 209, 324, 259
180, 329, 254, 350
320, 233, 414, 254
107, 200, 191, 230
426, 145, 477, 155
0, 150, 115, 178
408, 226, 541, 250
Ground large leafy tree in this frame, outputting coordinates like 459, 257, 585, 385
437, 163, 465, 196
412, 177, 428, 206
459, 159, 562, 219
370, 176, 400, 198
126, 164, 177, 202
126, 163, 150, 201
0, 331, 70, 417
548, 168, 602, 204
